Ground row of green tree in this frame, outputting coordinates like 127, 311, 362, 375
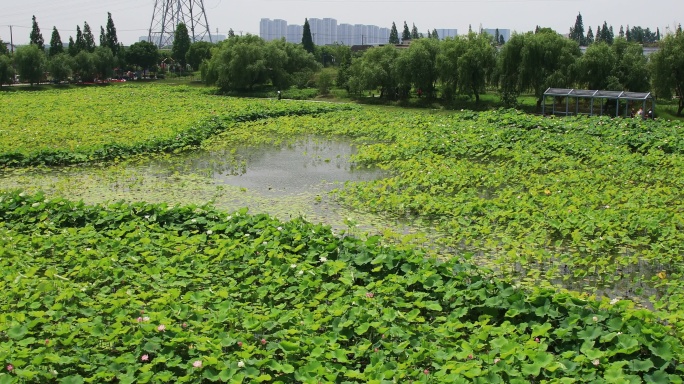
568, 13, 667, 46
0, 14, 217, 86
342, 28, 684, 115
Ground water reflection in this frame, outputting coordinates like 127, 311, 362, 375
142, 137, 386, 195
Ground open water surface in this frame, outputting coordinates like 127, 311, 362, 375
0, 137, 669, 306
142, 137, 386, 195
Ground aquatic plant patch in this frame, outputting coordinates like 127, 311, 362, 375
0, 191, 682, 383
203, 110, 684, 324
0, 85, 352, 167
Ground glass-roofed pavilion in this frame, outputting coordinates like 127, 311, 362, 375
542, 88, 655, 118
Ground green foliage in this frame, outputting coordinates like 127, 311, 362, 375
578, 42, 617, 89
569, 12, 587, 46
302, 19, 314, 54
67, 36, 77, 56
348, 44, 401, 98
47, 53, 73, 83
398, 38, 440, 98
172, 23, 191, 68
0, 85, 352, 167
0, 37, 8, 56
402, 21, 411, 42
185, 41, 213, 71
13, 44, 46, 86
411, 23, 420, 40
612, 38, 650, 91
455, 32, 496, 102
94, 46, 114, 80
49, 27, 63, 57
82, 22, 96, 53
99, 26, 106, 48
73, 50, 96, 82
205, 35, 319, 92
509, 31, 581, 107
205, 35, 268, 90
650, 32, 684, 115
0, 55, 14, 86
105, 12, 119, 57
29, 15, 45, 52
218, 108, 684, 321
125, 41, 159, 70
389, 22, 400, 44
316, 68, 334, 95
437, 37, 465, 100
75, 26, 85, 54
0, 191, 682, 382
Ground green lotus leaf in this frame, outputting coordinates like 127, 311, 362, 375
647, 341, 674, 361
279, 341, 300, 353
7, 325, 28, 340
644, 370, 670, 384
59, 375, 84, 384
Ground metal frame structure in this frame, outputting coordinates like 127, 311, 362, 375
148, 0, 212, 48
542, 88, 655, 118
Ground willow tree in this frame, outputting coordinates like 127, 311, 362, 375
650, 32, 684, 115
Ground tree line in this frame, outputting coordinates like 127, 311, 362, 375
0, 14, 213, 86
569, 13, 663, 46
344, 27, 684, 115
1, 14, 682, 116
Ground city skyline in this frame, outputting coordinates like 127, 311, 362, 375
261, 17, 463, 46
2, 0, 680, 46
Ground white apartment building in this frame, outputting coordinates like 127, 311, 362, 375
481, 28, 510, 43
286, 24, 303, 44
260, 18, 287, 41
338, 24, 354, 45
307, 18, 338, 45
434, 29, 458, 39
259, 17, 436, 46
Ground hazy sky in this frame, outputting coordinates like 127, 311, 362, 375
2, 0, 681, 45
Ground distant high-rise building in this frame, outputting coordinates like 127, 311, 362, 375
338, 24, 354, 45
260, 18, 287, 41
379, 28, 390, 44
138, 34, 225, 43
321, 18, 338, 45
481, 28, 510, 43
307, 18, 338, 45
257, 17, 454, 46
434, 29, 458, 39
287, 24, 303, 43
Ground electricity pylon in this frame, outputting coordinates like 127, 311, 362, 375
148, 0, 212, 48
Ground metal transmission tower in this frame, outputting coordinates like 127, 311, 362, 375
148, 0, 212, 48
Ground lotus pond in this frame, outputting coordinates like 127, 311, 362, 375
1, 84, 684, 382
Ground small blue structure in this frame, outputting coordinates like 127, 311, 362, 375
542, 88, 655, 118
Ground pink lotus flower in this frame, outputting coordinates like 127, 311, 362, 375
467, 354, 474, 360
366, 292, 374, 298
182, 322, 188, 328
423, 369, 430, 375
6, 364, 13, 372
193, 360, 202, 368
535, 337, 540, 343
157, 324, 166, 332
137, 317, 143, 323
237, 341, 243, 347
141, 354, 149, 362
261, 338, 267, 345
45, 339, 50, 345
